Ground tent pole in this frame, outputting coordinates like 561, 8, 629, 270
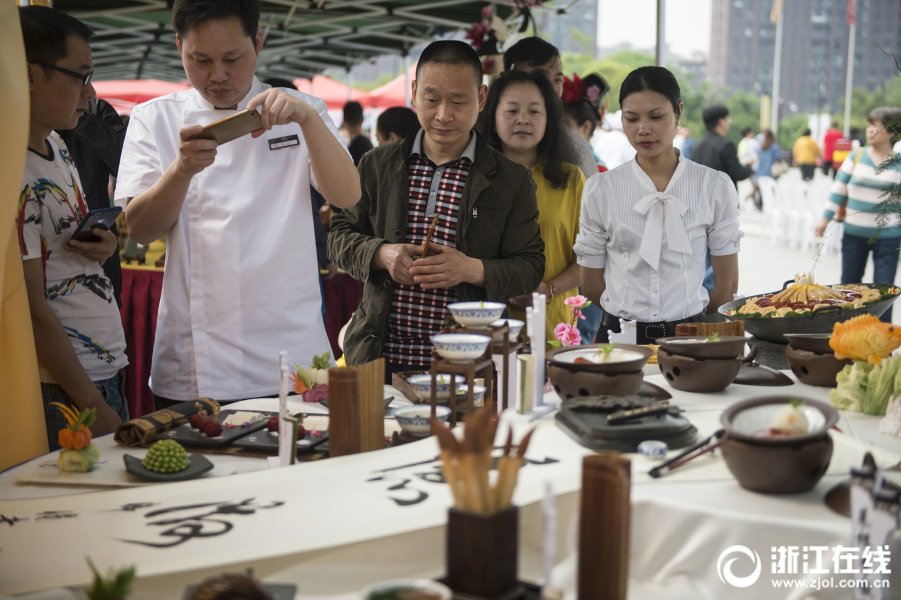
770, 0, 784, 134
655, 0, 666, 67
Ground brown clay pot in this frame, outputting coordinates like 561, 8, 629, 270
656, 335, 747, 360
657, 348, 741, 393
784, 344, 851, 388
720, 435, 833, 494
547, 365, 643, 399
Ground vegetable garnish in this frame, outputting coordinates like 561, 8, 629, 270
597, 343, 618, 355
707, 332, 722, 342
291, 351, 331, 394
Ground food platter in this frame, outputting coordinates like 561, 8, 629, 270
719, 281, 899, 343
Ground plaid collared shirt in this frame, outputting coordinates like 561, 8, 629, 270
383, 131, 476, 366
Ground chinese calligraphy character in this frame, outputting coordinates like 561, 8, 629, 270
35, 510, 77, 521
121, 498, 284, 549
0, 515, 26, 526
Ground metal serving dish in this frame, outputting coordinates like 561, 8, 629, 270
719, 281, 898, 344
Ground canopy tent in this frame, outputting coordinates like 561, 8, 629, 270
367, 64, 417, 109
292, 75, 372, 109
92, 78, 191, 114
55, 0, 519, 83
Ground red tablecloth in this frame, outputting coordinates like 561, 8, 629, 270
120, 268, 163, 418
324, 273, 364, 357
120, 269, 363, 417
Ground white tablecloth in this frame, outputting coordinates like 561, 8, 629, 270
2, 376, 900, 600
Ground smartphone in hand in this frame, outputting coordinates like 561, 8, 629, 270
190, 109, 263, 145
68, 207, 122, 244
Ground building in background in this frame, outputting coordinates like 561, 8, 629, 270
535, 0, 599, 58
708, 0, 900, 114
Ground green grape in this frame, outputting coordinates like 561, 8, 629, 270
142, 439, 191, 473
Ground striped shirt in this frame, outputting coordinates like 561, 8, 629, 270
823, 147, 901, 239
383, 131, 475, 366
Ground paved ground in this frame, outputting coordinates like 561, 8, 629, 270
733, 175, 901, 325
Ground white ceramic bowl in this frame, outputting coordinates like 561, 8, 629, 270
454, 384, 487, 408
406, 373, 464, 401
430, 333, 492, 362
392, 405, 451, 436
491, 318, 525, 339
361, 579, 452, 600
448, 301, 506, 328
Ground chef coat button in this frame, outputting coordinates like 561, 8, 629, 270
431, 192, 436, 196
383, 280, 391, 288
394, 229, 402, 238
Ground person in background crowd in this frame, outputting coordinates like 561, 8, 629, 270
18, 6, 128, 447
576, 67, 742, 344
850, 126, 864, 150
673, 125, 694, 159
753, 129, 781, 210
595, 110, 637, 170
691, 104, 751, 296
375, 106, 420, 145
344, 100, 373, 166
815, 107, 901, 322
737, 127, 760, 205
478, 70, 585, 342
503, 37, 598, 179
691, 104, 753, 187
116, 0, 360, 407
821, 121, 843, 178
56, 97, 125, 308
793, 129, 819, 182
329, 40, 544, 379
560, 72, 607, 343
562, 72, 609, 173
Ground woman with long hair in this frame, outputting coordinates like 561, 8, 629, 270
478, 70, 586, 342
754, 129, 782, 209
575, 66, 743, 344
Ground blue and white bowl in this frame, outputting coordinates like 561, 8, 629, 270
455, 384, 487, 408
406, 373, 464, 401
490, 318, 524, 339
430, 333, 492, 363
448, 301, 506, 329
393, 405, 451, 436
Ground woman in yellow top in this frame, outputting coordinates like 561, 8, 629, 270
477, 70, 586, 341
793, 128, 820, 181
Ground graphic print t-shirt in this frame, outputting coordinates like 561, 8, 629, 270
17, 133, 127, 381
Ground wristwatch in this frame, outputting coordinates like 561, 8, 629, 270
546, 281, 557, 304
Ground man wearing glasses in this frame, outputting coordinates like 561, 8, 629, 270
17, 6, 128, 448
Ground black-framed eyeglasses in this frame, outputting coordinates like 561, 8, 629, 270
32, 61, 93, 86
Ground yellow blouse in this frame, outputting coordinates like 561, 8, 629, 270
510, 161, 586, 341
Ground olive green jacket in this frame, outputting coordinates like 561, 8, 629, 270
328, 128, 545, 365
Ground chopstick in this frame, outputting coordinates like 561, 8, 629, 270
422, 213, 440, 258
431, 408, 536, 514
648, 429, 725, 479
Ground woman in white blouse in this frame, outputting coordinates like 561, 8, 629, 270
574, 67, 742, 344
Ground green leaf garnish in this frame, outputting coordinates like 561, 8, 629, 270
294, 363, 312, 388
598, 343, 617, 355
789, 398, 805, 409
311, 351, 331, 370
479, 300, 485, 308
707, 332, 722, 342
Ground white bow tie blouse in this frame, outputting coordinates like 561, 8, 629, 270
573, 153, 743, 323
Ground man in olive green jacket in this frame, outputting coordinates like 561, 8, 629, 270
328, 41, 544, 371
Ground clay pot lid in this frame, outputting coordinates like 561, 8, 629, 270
720, 396, 839, 446
784, 333, 834, 354
547, 344, 653, 374
656, 336, 747, 360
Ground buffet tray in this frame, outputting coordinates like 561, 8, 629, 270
152, 410, 274, 448
719, 281, 898, 343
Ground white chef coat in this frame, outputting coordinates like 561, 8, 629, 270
573, 152, 743, 323
116, 78, 344, 400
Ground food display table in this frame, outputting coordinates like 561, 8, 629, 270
2, 376, 899, 600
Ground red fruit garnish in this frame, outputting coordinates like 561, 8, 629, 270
297, 424, 307, 439
267, 416, 279, 432
189, 414, 203, 430
203, 421, 223, 437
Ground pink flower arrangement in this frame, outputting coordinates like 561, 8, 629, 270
550, 295, 592, 347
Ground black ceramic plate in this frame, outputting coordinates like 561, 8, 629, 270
733, 362, 794, 386
123, 453, 214, 482
232, 427, 329, 454
153, 410, 274, 448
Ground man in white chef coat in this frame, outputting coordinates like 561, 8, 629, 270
115, 0, 361, 406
